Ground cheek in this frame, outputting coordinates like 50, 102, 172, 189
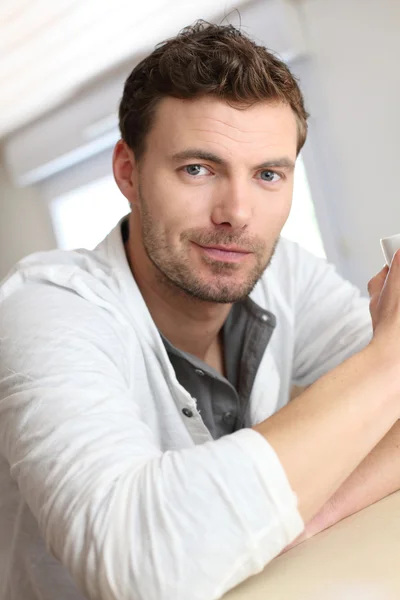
257, 193, 292, 231
146, 169, 202, 217
270, 186, 293, 223
143, 194, 201, 245
156, 182, 212, 232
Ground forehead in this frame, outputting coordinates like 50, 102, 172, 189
146, 95, 298, 161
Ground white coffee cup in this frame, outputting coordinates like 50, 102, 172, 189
380, 233, 400, 266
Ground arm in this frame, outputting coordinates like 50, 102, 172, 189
253, 256, 400, 525
0, 283, 303, 600
329, 419, 400, 520
273, 258, 400, 551
282, 419, 400, 551
253, 343, 400, 524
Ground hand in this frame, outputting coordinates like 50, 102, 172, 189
368, 250, 400, 364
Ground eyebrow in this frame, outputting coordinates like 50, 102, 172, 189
171, 148, 295, 171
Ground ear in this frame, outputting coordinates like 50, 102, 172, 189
112, 140, 139, 206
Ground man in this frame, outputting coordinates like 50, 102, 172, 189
0, 20, 400, 600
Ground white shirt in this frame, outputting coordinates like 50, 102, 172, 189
0, 219, 372, 600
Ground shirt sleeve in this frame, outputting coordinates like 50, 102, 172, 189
0, 281, 304, 600
291, 244, 372, 387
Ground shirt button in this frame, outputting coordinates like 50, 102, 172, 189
182, 408, 194, 418
260, 314, 269, 322
195, 368, 205, 376
222, 411, 235, 424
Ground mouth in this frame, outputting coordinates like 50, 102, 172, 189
193, 242, 252, 263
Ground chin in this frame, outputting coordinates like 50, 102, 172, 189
190, 278, 256, 304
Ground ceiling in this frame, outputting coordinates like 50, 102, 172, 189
0, 0, 250, 140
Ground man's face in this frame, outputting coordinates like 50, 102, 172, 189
128, 96, 297, 303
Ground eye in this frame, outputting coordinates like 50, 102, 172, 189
184, 164, 210, 176
259, 170, 281, 183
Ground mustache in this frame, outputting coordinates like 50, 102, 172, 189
182, 229, 263, 253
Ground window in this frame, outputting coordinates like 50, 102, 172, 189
281, 156, 326, 258
50, 175, 129, 250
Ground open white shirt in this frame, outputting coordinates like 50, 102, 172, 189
0, 219, 372, 600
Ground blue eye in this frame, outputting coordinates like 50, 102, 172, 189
184, 165, 209, 176
260, 170, 281, 182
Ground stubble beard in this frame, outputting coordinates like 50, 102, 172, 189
139, 190, 278, 304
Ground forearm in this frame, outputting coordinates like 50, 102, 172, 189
280, 420, 400, 553
326, 419, 400, 522
253, 345, 400, 523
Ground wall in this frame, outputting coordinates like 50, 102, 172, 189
238, 0, 400, 292
0, 158, 56, 279
294, 0, 400, 290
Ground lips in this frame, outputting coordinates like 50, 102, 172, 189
196, 243, 250, 254
193, 242, 252, 263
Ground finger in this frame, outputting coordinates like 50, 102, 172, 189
383, 249, 400, 298
368, 265, 389, 298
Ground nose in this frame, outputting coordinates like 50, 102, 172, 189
210, 177, 252, 229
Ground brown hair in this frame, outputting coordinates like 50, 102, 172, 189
119, 20, 308, 158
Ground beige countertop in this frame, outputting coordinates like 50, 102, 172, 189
223, 490, 400, 599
